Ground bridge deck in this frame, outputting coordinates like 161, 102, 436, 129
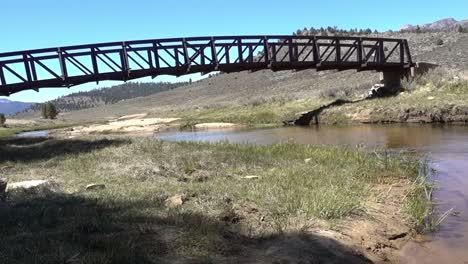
0, 35, 414, 96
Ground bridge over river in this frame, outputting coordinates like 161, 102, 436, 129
0, 35, 414, 96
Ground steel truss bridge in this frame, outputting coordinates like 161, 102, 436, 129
0, 35, 414, 96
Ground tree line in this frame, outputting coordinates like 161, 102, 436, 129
294, 24, 468, 36
293, 26, 379, 37
23, 81, 187, 114
401, 24, 468, 33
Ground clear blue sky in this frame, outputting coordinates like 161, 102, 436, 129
1, 0, 466, 102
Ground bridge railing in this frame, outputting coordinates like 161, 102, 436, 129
0, 35, 414, 95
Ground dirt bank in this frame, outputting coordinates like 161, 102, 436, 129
305, 82, 468, 125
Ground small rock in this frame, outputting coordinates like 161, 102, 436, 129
427, 96, 435, 100
243, 175, 260, 180
304, 158, 312, 163
7, 180, 49, 191
451, 211, 462, 217
85, 184, 106, 191
164, 195, 187, 207
223, 196, 232, 204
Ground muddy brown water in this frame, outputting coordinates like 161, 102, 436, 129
155, 124, 468, 264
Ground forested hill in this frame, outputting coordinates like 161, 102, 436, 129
21, 81, 187, 114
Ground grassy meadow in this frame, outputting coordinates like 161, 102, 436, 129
0, 136, 432, 263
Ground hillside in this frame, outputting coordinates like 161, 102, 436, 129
0, 99, 33, 116
19, 81, 187, 117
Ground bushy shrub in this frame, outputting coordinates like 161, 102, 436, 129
434, 39, 444, 45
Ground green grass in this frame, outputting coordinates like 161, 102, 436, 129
0, 137, 430, 263
0, 128, 18, 138
0, 122, 78, 139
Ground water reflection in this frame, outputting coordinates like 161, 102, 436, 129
157, 125, 455, 149
16, 130, 49, 138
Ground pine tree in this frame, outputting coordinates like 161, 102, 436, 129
415, 25, 421, 34
46, 102, 58, 119
41, 104, 47, 119
40, 102, 58, 119
0, 113, 5, 127
47, 103, 58, 119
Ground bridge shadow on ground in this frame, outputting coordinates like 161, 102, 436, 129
290, 98, 366, 126
0, 137, 129, 163
0, 188, 372, 264
290, 88, 406, 126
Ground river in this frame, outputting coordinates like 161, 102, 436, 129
155, 124, 468, 264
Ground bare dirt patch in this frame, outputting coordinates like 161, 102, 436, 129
115, 113, 148, 121
69, 117, 180, 135
4, 118, 37, 126
314, 180, 415, 263
194, 122, 240, 129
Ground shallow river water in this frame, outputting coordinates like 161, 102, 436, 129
155, 125, 468, 264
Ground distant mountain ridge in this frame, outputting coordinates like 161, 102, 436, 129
401, 18, 468, 31
0, 99, 34, 116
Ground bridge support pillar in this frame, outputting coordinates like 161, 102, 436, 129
380, 71, 402, 89
369, 71, 405, 97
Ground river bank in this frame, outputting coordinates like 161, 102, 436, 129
0, 135, 431, 263
319, 81, 468, 124
149, 80, 468, 128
